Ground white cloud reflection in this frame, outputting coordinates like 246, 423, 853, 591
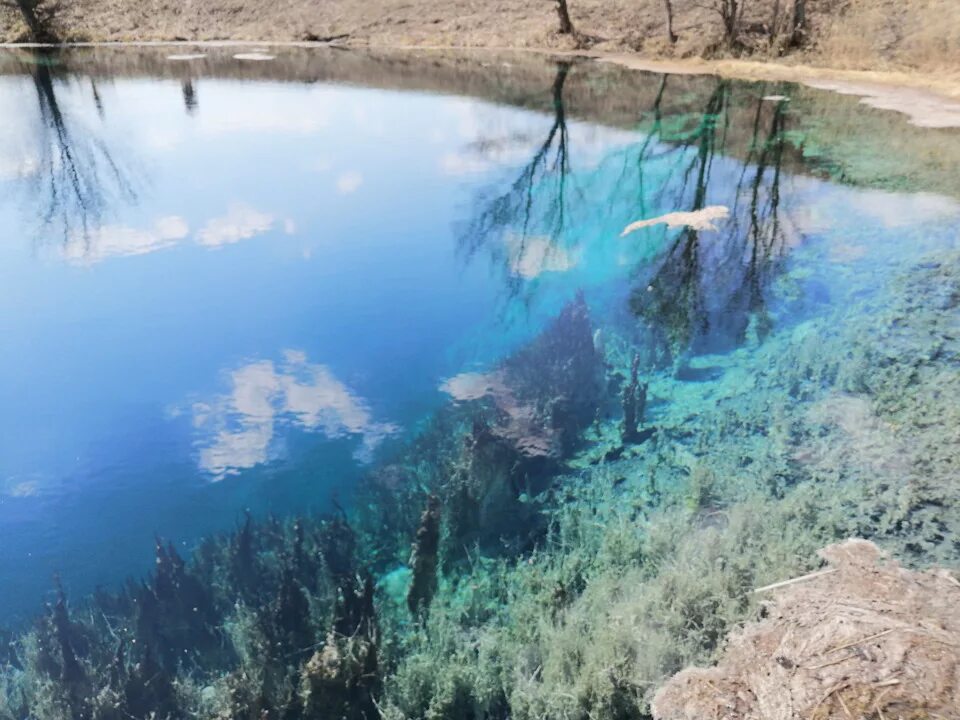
197, 204, 274, 246
505, 233, 578, 279
194, 350, 398, 480
0, 477, 41, 499
0, 154, 39, 181
336, 171, 364, 194
61, 216, 190, 264
61, 205, 291, 264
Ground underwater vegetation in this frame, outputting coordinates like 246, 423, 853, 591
0, 512, 381, 720
3, 240, 960, 720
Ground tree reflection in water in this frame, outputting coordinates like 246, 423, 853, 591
181, 78, 198, 115
629, 84, 791, 361
22, 52, 137, 246
458, 64, 794, 364
458, 61, 579, 300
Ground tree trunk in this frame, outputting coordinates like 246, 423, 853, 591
726, 0, 739, 46
790, 0, 806, 47
14, 0, 46, 41
662, 0, 677, 43
554, 0, 574, 35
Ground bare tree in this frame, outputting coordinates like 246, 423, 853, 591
790, 0, 806, 47
460, 63, 573, 254
768, 0, 804, 52
2, 0, 60, 41
769, 0, 782, 44
22, 56, 138, 246
697, 0, 744, 48
182, 79, 199, 115
552, 0, 574, 35
628, 81, 728, 355
457, 62, 580, 299
662, 0, 677, 44
628, 80, 793, 360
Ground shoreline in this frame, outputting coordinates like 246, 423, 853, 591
4, 39, 960, 127
590, 52, 960, 129
7, 39, 960, 129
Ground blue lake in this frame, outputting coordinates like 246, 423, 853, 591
0, 47, 958, 623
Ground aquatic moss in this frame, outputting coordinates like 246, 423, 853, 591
2, 250, 960, 720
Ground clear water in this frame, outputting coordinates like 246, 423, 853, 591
0, 46, 958, 628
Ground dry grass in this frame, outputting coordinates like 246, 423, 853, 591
653, 540, 960, 719
0, 0, 958, 84
817, 0, 960, 75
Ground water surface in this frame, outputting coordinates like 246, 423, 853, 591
0, 47, 958, 621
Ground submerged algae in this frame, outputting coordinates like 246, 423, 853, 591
375, 248, 960, 719
3, 244, 959, 720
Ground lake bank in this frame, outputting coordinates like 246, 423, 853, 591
2, 0, 958, 99
5, 39, 960, 125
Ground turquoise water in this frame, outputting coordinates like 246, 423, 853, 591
0, 51, 668, 616
0, 48, 959, 717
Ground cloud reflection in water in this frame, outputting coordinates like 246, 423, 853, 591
59, 205, 284, 264
197, 204, 274, 247
193, 350, 398, 480
61, 216, 190, 263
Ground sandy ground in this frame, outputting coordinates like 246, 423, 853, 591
591, 53, 960, 126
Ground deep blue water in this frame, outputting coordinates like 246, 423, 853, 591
1, 48, 958, 621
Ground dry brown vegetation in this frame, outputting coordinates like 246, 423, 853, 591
0, 0, 958, 80
653, 539, 960, 719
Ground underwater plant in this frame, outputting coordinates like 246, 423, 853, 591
3, 245, 960, 720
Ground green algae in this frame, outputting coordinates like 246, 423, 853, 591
2, 243, 959, 720
373, 249, 960, 720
